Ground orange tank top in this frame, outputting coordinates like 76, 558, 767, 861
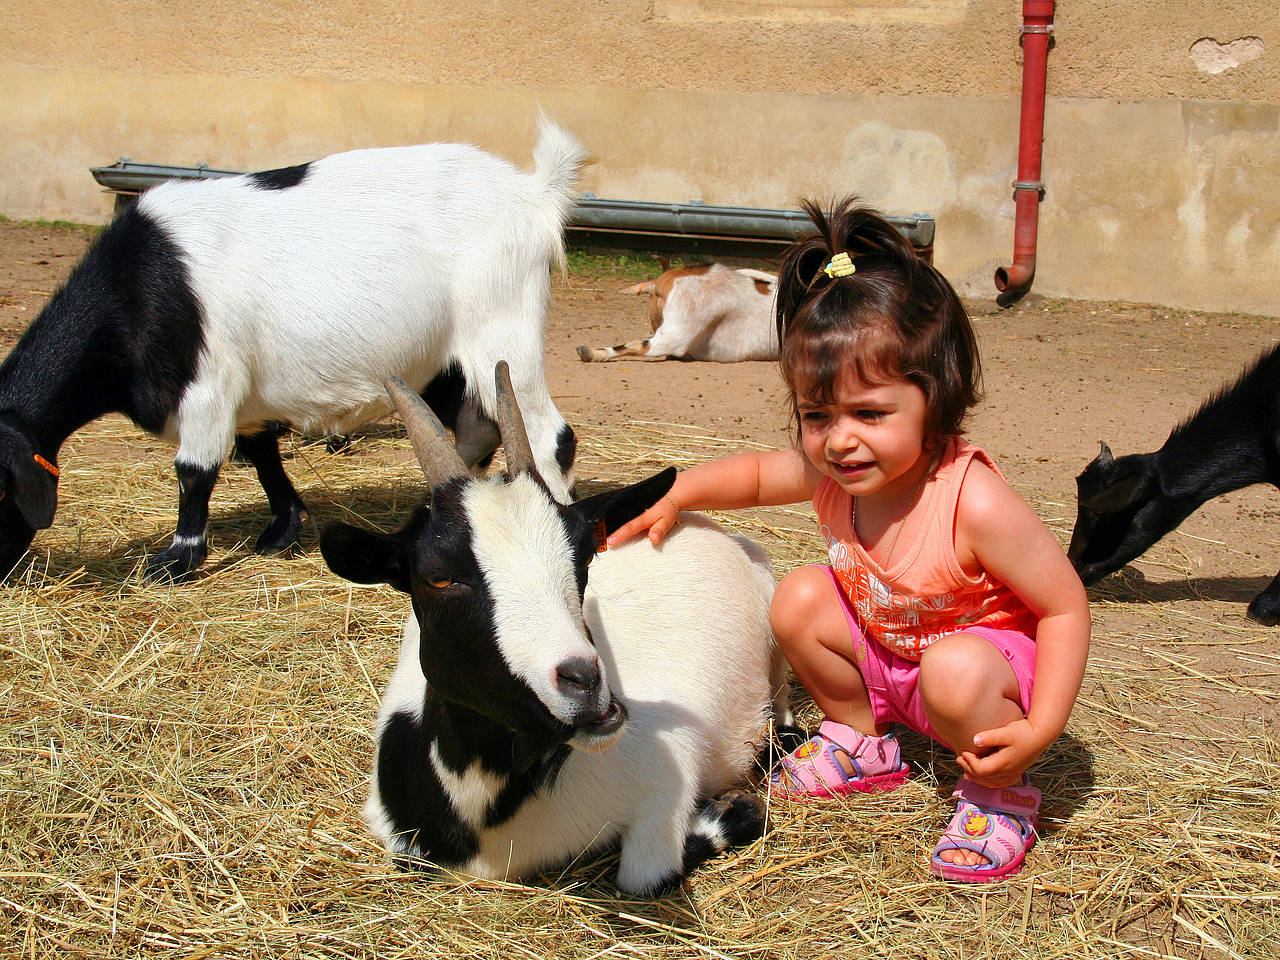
813, 437, 1038, 661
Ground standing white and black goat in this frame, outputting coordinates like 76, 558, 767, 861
320, 363, 790, 894
0, 118, 586, 582
1069, 343, 1280, 624
576, 264, 778, 362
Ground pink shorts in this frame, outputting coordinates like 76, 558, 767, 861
821, 567, 1036, 744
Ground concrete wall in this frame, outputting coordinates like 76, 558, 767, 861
2, 1, 1276, 314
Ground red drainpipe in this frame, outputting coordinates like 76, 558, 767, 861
994, 0, 1055, 303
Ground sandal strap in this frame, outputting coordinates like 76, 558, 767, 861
951, 778, 1042, 819
816, 719, 902, 773
770, 719, 907, 797
932, 811, 1032, 870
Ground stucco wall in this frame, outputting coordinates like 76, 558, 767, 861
2, 1, 1277, 313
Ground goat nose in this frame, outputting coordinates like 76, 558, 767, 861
555, 657, 601, 702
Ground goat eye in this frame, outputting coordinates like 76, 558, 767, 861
426, 575, 453, 590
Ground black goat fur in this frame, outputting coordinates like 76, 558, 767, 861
1068, 344, 1280, 624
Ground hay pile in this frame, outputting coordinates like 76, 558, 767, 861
2, 413, 1277, 959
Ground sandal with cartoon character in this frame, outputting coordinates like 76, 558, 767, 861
930, 777, 1041, 882
769, 719, 909, 800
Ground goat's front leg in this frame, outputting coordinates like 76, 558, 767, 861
145, 459, 218, 582
616, 787, 699, 896
234, 429, 308, 554
575, 338, 658, 362
1247, 570, 1280, 625
618, 788, 766, 896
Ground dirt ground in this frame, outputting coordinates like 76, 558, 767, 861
2, 216, 1277, 738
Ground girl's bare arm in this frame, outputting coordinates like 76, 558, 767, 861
607, 448, 820, 545
954, 462, 1092, 783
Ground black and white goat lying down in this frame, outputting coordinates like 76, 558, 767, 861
0, 117, 585, 582
320, 365, 791, 894
1069, 343, 1280, 624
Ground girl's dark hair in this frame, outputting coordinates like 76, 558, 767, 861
775, 196, 983, 443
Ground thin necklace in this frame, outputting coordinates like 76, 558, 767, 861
852, 451, 939, 567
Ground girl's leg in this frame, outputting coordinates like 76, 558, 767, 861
918, 632, 1026, 869
918, 631, 1023, 754
769, 567, 907, 797
770, 565, 883, 735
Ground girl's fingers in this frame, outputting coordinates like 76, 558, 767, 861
606, 522, 635, 546
648, 512, 676, 544
608, 506, 679, 547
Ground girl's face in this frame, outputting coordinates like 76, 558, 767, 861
796, 365, 932, 501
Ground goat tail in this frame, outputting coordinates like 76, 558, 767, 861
530, 113, 590, 273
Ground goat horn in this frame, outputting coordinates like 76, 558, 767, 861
383, 377, 468, 486
494, 361, 538, 479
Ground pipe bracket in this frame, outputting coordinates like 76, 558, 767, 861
1012, 180, 1047, 202
1019, 22, 1055, 48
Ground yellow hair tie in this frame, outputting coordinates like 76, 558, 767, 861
823, 252, 855, 278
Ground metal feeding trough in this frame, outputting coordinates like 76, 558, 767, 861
90, 160, 935, 261
90, 159, 241, 212
568, 194, 935, 261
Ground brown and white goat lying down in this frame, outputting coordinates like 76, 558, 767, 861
577, 263, 778, 362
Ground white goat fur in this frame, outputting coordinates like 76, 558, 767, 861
364, 476, 788, 893
578, 264, 778, 362
142, 119, 586, 501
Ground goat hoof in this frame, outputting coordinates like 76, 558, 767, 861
1246, 593, 1280, 626
144, 544, 206, 583
255, 509, 307, 555
714, 792, 766, 845
753, 723, 809, 777
324, 435, 352, 455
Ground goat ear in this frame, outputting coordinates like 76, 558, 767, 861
1, 451, 58, 530
319, 522, 411, 593
1078, 460, 1153, 513
573, 467, 676, 536
1076, 440, 1119, 496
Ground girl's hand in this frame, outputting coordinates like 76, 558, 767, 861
956, 717, 1052, 788
607, 495, 680, 546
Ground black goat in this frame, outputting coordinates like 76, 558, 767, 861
1068, 343, 1280, 624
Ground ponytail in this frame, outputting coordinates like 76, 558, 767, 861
775, 196, 982, 441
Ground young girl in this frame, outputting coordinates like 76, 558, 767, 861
608, 198, 1090, 883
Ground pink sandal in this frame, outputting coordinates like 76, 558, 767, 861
930, 777, 1041, 882
769, 719, 909, 800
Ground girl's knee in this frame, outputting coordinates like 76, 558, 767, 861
770, 566, 852, 655
920, 632, 989, 674
919, 634, 1017, 712
768, 563, 829, 609
770, 567, 836, 632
